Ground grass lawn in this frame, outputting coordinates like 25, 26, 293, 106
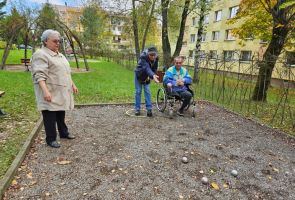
0, 49, 32, 64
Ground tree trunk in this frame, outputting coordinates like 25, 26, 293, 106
193, 0, 206, 83
132, 0, 140, 60
57, 20, 88, 71
1, 36, 14, 69
252, 26, 289, 101
24, 31, 29, 71
64, 30, 79, 69
141, 0, 156, 51
172, 0, 190, 59
161, 0, 171, 68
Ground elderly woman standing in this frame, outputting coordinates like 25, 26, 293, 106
31, 29, 78, 148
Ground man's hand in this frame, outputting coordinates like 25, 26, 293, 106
153, 74, 159, 83
176, 79, 184, 86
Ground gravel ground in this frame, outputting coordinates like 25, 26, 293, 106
4, 102, 295, 200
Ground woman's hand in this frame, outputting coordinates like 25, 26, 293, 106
43, 90, 52, 102
72, 84, 78, 94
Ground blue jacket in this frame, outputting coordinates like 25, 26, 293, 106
134, 50, 158, 83
163, 66, 192, 92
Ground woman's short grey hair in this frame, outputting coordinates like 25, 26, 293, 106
41, 29, 60, 45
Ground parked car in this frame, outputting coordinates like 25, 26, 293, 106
18, 44, 32, 49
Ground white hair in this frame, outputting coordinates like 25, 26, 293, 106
41, 29, 60, 45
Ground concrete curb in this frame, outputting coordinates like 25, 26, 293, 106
0, 117, 43, 200
75, 102, 135, 108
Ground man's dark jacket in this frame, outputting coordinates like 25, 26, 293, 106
134, 50, 159, 83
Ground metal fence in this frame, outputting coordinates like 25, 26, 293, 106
98, 50, 295, 134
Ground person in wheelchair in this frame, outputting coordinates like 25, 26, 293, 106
163, 56, 192, 116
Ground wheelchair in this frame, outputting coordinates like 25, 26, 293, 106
156, 84, 196, 118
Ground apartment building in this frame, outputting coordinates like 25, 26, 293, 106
179, 0, 294, 79
108, 14, 132, 51
52, 4, 83, 33
51, 4, 131, 51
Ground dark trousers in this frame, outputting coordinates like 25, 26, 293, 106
176, 90, 192, 111
41, 110, 69, 143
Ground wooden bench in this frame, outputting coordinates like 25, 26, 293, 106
21, 58, 31, 65
0, 91, 6, 116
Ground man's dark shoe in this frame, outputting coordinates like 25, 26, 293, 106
177, 109, 184, 116
60, 134, 76, 139
135, 110, 140, 116
147, 110, 153, 117
47, 141, 60, 148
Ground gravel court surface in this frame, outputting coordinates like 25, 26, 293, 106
4, 102, 295, 200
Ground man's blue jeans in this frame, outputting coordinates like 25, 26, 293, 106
134, 75, 152, 112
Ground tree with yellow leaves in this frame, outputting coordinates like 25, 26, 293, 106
229, 0, 295, 101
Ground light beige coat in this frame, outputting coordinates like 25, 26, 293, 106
31, 47, 74, 111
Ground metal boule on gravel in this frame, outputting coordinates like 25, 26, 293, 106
201, 176, 209, 184
182, 156, 188, 163
231, 169, 238, 177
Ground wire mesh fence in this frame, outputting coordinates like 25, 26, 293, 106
97, 50, 295, 134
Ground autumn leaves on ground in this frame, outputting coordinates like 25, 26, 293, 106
4, 104, 295, 199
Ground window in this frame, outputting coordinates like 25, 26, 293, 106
183, 41, 188, 46
190, 34, 196, 43
240, 51, 252, 61
201, 33, 206, 42
212, 31, 220, 41
229, 6, 239, 18
192, 17, 197, 26
225, 29, 235, 40
209, 50, 218, 59
200, 50, 206, 58
224, 51, 235, 61
189, 50, 194, 58
286, 52, 295, 66
204, 14, 209, 24
215, 10, 222, 21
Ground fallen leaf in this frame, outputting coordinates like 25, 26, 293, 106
27, 172, 33, 179
223, 183, 228, 188
45, 192, 50, 196
83, 193, 88, 196
211, 182, 220, 190
57, 160, 72, 165
179, 195, 184, 199
273, 167, 279, 172
11, 180, 18, 186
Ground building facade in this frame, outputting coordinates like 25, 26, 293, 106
179, 0, 294, 79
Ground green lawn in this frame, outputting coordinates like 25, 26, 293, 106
0, 49, 32, 64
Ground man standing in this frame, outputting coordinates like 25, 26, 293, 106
163, 56, 192, 116
134, 47, 159, 117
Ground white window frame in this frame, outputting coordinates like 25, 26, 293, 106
240, 51, 252, 61
190, 34, 196, 43
225, 29, 235, 40
229, 6, 239, 18
215, 10, 222, 21
212, 31, 219, 41
224, 50, 235, 61
204, 14, 209, 24
201, 33, 206, 42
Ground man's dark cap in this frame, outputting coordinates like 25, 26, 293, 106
147, 46, 158, 55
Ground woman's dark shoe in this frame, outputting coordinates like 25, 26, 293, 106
47, 141, 61, 148
60, 134, 76, 139
135, 110, 140, 116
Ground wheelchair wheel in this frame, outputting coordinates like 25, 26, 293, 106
156, 88, 167, 112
